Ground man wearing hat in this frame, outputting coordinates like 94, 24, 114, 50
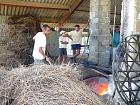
58, 31, 70, 64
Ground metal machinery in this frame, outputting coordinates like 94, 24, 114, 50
113, 34, 140, 105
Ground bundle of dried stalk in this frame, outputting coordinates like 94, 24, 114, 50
0, 45, 20, 69
0, 17, 35, 68
0, 65, 103, 105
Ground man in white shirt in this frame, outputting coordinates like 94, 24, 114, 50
32, 24, 51, 65
68, 25, 83, 63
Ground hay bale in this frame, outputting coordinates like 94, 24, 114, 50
7, 17, 35, 65
0, 45, 20, 69
0, 65, 104, 105
0, 17, 35, 68
0, 24, 20, 68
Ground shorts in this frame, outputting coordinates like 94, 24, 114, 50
71, 44, 81, 50
59, 48, 67, 56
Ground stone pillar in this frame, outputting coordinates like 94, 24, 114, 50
121, 0, 136, 38
121, 0, 140, 71
135, 0, 140, 32
89, 0, 111, 67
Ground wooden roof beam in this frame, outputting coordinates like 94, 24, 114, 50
58, 0, 84, 26
0, 0, 69, 10
38, 18, 88, 24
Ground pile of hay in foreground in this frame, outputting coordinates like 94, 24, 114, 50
0, 65, 103, 105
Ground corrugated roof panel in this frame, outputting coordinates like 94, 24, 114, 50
18, 7, 24, 16
0, 15, 9, 24
78, 0, 89, 11
41, 9, 48, 17
70, 11, 89, 21
32, 8, 38, 16
4, 5, 7, 16
29, 8, 35, 16
22, 7, 27, 16
0, 0, 89, 28
7, 6, 12, 15
15, 7, 19, 16
37, 9, 42, 17
11, 6, 16, 16
18, 0, 72, 6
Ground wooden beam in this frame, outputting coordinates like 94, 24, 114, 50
38, 18, 59, 23
66, 20, 88, 24
111, 13, 121, 16
77, 9, 89, 12
59, 0, 84, 26
37, 18, 88, 24
0, 0, 69, 10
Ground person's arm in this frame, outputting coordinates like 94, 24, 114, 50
80, 29, 84, 37
33, 36, 35, 40
38, 47, 48, 58
33, 35, 37, 40
39, 47, 52, 64
61, 41, 68, 44
37, 36, 50, 59
59, 37, 69, 44
65, 32, 73, 40
80, 28, 84, 32
67, 35, 73, 41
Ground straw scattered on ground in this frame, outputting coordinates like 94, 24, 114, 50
0, 65, 104, 105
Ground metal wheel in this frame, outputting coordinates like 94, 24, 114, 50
113, 34, 140, 105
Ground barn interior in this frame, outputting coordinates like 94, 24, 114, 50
0, 0, 140, 105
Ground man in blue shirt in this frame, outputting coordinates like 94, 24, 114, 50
109, 26, 120, 66
112, 26, 120, 61
113, 26, 120, 48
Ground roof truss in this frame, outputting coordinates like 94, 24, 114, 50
0, 0, 69, 10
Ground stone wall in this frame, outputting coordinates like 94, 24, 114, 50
89, 0, 111, 67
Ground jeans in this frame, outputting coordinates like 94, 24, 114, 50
113, 47, 118, 61
34, 59, 44, 65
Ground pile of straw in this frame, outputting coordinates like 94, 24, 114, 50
0, 17, 35, 68
7, 17, 35, 66
0, 24, 20, 69
0, 65, 103, 105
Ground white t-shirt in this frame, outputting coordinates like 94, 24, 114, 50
68, 29, 83, 44
32, 32, 46, 60
59, 36, 68, 48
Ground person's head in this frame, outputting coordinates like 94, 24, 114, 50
75, 25, 80, 31
41, 24, 51, 35
115, 26, 120, 32
60, 31, 66, 37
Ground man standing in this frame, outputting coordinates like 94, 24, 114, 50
32, 24, 51, 65
68, 25, 83, 63
58, 31, 69, 64
112, 26, 120, 61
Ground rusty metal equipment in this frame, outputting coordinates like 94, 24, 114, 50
113, 34, 140, 105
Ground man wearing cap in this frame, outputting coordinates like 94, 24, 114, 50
58, 31, 70, 64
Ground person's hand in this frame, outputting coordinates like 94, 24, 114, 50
45, 56, 52, 65
64, 32, 68, 35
